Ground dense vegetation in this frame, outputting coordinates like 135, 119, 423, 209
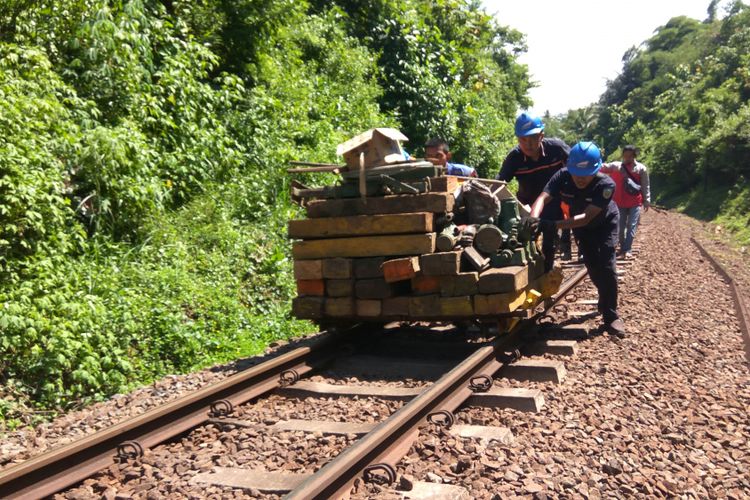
0, 0, 530, 426
546, 0, 750, 244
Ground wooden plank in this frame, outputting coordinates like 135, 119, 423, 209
292, 234, 435, 259
289, 160, 345, 168
296, 179, 441, 199
382, 296, 410, 316
561, 262, 585, 269
477, 266, 529, 294
355, 279, 398, 299
466, 387, 544, 412
411, 275, 442, 295
474, 290, 527, 315
366, 338, 478, 359
353, 257, 385, 278
292, 297, 324, 319
574, 300, 599, 305
356, 299, 382, 317
427, 175, 460, 193
502, 359, 567, 384
409, 295, 441, 316
537, 325, 589, 340
325, 298, 355, 317
569, 310, 600, 318
277, 381, 421, 400
332, 355, 452, 380
420, 251, 461, 276
322, 258, 353, 279
439, 296, 474, 316
293, 259, 323, 280
288, 212, 433, 239
382, 256, 421, 283
287, 166, 341, 173
524, 340, 578, 357
463, 246, 489, 271
306, 193, 454, 218
440, 272, 478, 297
296, 279, 325, 296
339, 160, 435, 177
326, 279, 354, 297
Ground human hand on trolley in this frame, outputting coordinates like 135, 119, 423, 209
521, 216, 556, 235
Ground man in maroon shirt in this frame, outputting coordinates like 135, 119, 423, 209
601, 145, 651, 259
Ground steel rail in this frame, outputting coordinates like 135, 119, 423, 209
285, 269, 588, 500
285, 324, 528, 499
0, 330, 350, 499
691, 237, 750, 363
0, 268, 590, 500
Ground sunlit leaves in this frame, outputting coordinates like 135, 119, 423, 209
0, 0, 533, 419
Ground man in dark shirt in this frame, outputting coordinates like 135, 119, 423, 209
497, 113, 571, 269
525, 141, 625, 338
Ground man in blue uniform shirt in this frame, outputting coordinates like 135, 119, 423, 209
424, 138, 478, 177
525, 141, 625, 338
497, 113, 572, 269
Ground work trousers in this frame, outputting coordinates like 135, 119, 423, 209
618, 206, 641, 253
541, 203, 570, 271
578, 237, 619, 323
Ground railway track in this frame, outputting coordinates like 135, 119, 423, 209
690, 237, 750, 363
7, 252, 713, 500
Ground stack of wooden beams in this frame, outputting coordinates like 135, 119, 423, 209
289, 176, 561, 322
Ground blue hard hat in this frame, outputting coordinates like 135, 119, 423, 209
515, 112, 544, 137
566, 141, 603, 176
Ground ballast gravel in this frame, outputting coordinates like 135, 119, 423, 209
7, 209, 750, 499
0, 333, 329, 470
356, 210, 750, 499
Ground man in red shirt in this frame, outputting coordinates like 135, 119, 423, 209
601, 145, 651, 259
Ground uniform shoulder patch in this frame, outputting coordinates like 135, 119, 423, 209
602, 187, 614, 200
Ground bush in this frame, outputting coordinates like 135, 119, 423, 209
0, 0, 531, 424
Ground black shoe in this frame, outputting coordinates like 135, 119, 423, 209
605, 318, 626, 339
561, 250, 572, 261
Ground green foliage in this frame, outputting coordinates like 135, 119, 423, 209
0, 44, 87, 272
594, 3, 750, 170
542, 105, 601, 147
71, 123, 164, 239
308, 0, 530, 176
63, 1, 154, 120
0, 0, 531, 424
0, 195, 311, 414
552, 4, 750, 244
714, 181, 750, 245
